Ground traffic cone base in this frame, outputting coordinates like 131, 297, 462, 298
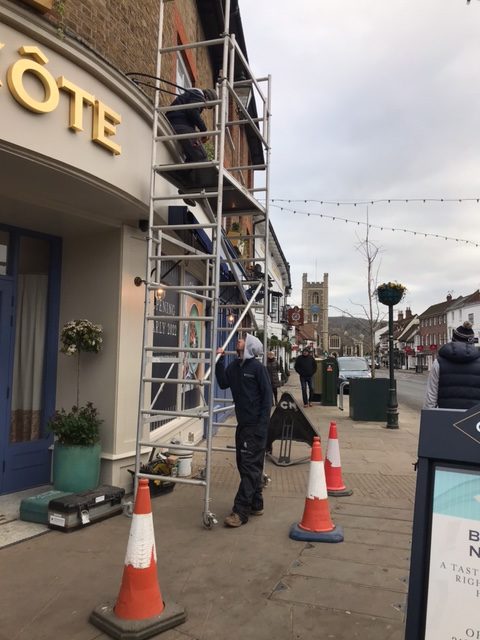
89, 600, 186, 640
328, 486, 353, 497
90, 479, 186, 639
289, 521, 344, 543
290, 436, 344, 544
325, 421, 353, 498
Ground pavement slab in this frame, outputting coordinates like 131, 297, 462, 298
0, 378, 420, 640
271, 574, 406, 621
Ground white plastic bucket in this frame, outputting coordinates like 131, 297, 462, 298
177, 453, 193, 477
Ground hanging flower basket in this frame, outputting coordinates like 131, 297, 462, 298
60, 319, 103, 355
376, 282, 406, 306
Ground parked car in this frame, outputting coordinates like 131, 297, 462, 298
337, 356, 372, 392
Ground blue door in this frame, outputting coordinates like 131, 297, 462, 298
0, 278, 15, 493
0, 230, 60, 494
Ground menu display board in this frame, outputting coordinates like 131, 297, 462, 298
425, 465, 480, 640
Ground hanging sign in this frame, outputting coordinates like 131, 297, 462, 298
287, 306, 304, 327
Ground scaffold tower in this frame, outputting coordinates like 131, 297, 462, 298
131, 0, 271, 527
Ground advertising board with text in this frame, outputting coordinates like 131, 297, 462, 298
425, 465, 480, 640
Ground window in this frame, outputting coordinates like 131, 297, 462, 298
312, 314, 318, 322
469, 313, 474, 324
330, 334, 340, 349
176, 52, 192, 93
270, 295, 280, 323
433, 316, 437, 325
312, 293, 319, 304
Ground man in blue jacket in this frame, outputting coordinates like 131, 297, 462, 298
216, 334, 272, 527
294, 347, 317, 407
166, 87, 217, 163
424, 321, 480, 409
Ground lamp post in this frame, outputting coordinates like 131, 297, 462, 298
376, 283, 406, 430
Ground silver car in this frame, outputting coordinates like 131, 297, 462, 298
337, 356, 372, 391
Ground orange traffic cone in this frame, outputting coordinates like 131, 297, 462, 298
90, 479, 186, 639
325, 421, 353, 497
289, 436, 343, 542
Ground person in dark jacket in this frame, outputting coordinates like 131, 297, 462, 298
166, 87, 217, 163
294, 347, 317, 407
424, 321, 480, 409
266, 351, 282, 406
216, 334, 272, 527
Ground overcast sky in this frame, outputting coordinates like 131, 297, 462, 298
239, 0, 480, 319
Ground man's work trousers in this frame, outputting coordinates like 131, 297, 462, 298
172, 124, 208, 163
233, 424, 267, 523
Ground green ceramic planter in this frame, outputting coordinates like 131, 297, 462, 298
53, 442, 101, 492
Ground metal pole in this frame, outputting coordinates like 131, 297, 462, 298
386, 303, 399, 429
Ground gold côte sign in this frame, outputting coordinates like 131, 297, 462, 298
2, 44, 121, 155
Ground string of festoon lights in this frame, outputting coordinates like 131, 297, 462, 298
267, 198, 480, 248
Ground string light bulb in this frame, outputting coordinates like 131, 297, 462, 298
155, 286, 166, 302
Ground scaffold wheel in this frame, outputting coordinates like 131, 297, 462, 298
202, 511, 218, 529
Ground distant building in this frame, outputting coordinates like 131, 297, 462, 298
301, 273, 328, 351
416, 294, 460, 369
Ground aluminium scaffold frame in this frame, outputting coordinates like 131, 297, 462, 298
132, 0, 272, 527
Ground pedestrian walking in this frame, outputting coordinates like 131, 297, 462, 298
266, 351, 282, 406
215, 334, 272, 527
424, 321, 480, 409
294, 347, 317, 407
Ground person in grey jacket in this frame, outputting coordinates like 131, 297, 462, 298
215, 334, 272, 527
424, 321, 480, 409
266, 351, 282, 406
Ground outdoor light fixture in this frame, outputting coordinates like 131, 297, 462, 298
234, 76, 252, 110
133, 276, 165, 302
155, 286, 166, 302
227, 311, 235, 324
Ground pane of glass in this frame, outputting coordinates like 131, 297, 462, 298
176, 52, 192, 93
0, 230, 9, 275
10, 236, 50, 443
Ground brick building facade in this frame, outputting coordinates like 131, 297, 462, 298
0, 0, 270, 494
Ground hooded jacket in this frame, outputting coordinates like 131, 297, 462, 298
215, 334, 272, 432
436, 341, 480, 409
166, 88, 207, 133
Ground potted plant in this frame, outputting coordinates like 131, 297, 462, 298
48, 319, 103, 492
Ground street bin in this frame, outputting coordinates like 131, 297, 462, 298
415, 364, 422, 374
349, 378, 389, 421
321, 357, 338, 406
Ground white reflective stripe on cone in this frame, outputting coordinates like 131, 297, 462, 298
125, 513, 157, 568
307, 461, 328, 500
326, 438, 341, 468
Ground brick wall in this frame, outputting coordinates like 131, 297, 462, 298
14, 0, 254, 195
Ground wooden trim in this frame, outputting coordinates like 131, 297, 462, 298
20, 0, 53, 13
173, 7, 198, 83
